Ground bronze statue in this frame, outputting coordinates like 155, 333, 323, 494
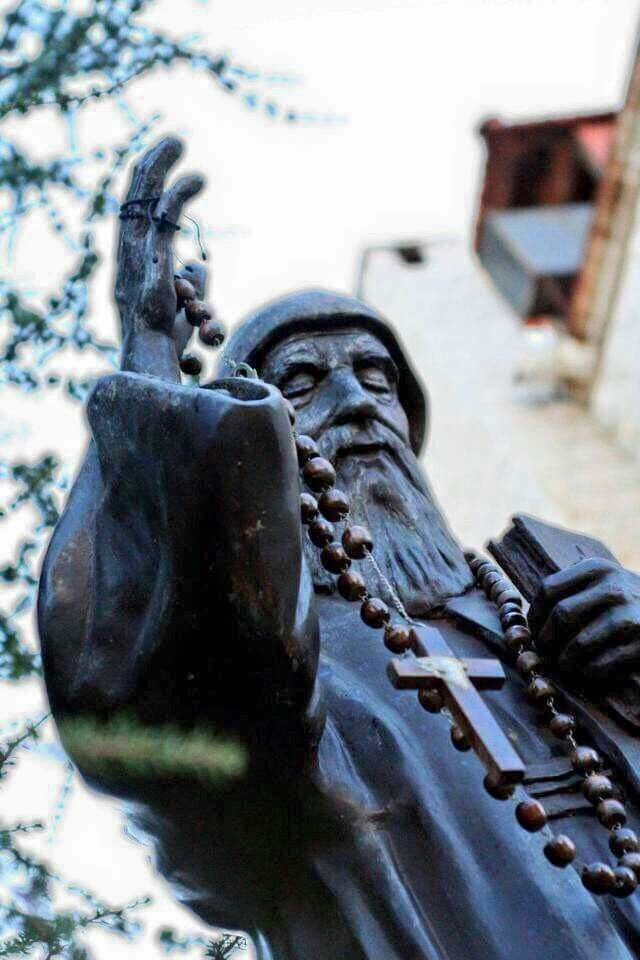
38, 137, 640, 958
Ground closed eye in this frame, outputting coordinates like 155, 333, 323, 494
279, 364, 322, 400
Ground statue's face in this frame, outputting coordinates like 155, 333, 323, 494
261, 328, 411, 447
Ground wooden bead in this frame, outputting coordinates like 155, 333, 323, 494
570, 746, 601, 774
516, 651, 542, 676
468, 557, 485, 574
501, 610, 528, 630
482, 571, 503, 592
179, 353, 202, 375
418, 688, 444, 713
175, 276, 196, 301
544, 835, 576, 868
483, 772, 515, 801
342, 524, 373, 560
296, 435, 320, 465
321, 542, 351, 575
494, 587, 522, 607
582, 774, 615, 805
360, 597, 390, 629
596, 798, 627, 829
549, 713, 575, 740
308, 518, 334, 547
384, 624, 413, 653
515, 798, 547, 832
303, 457, 336, 492
612, 866, 638, 898
300, 492, 318, 524
610, 828, 639, 858
185, 298, 211, 326
489, 579, 510, 601
198, 320, 226, 347
526, 677, 554, 707
619, 852, 640, 879
337, 570, 367, 602
505, 625, 532, 652
499, 600, 523, 619
450, 725, 471, 752
582, 862, 616, 895
319, 489, 350, 522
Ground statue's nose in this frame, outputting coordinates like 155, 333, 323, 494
330, 369, 378, 425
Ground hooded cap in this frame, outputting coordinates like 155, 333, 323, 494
216, 288, 428, 455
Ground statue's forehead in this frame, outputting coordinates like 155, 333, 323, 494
263, 327, 390, 370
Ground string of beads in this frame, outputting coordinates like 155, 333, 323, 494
285, 402, 640, 900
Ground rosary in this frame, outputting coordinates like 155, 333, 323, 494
171, 275, 640, 900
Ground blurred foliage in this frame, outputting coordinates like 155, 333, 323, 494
0, 0, 320, 956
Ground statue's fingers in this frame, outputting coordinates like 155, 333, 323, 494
558, 607, 638, 671
154, 173, 205, 232
536, 584, 624, 655
125, 136, 184, 204
584, 637, 640, 682
177, 262, 208, 300
528, 558, 618, 636
172, 311, 194, 358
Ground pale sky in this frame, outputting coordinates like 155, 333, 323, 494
2, 1, 640, 957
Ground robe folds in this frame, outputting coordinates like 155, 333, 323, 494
38, 372, 640, 959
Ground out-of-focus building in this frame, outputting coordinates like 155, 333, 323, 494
475, 112, 615, 328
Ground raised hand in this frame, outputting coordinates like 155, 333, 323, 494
114, 136, 205, 378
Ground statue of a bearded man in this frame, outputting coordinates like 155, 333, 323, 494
38, 138, 640, 959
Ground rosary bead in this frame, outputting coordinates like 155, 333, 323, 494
384, 623, 413, 653
570, 746, 602, 775
612, 866, 638, 898
516, 798, 547, 832
505, 624, 532, 652
526, 677, 554, 707
582, 774, 615, 805
619, 852, 640, 879
501, 610, 528, 630
488, 578, 509, 601
450, 725, 471, 752
516, 651, 542, 676
596, 799, 627, 829
474, 561, 495, 579
483, 772, 515, 801
319, 489, 350, 522
308, 518, 334, 547
337, 570, 367, 602
610, 828, 639, 857
582, 862, 616, 895
544, 835, 576, 868
300, 493, 318, 524
482, 571, 503, 592
303, 457, 336, 492
494, 587, 523, 608
342, 524, 374, 559
468, 557, 486, 574
175, 276, 196, 302
185, 298, 211, 326
179, 354, 202, 375
549, 713, 575, 740
361, 597, 390, 629
419, 688, 444, 713
321, 543, 351, 575
198, 320, 226, 347
296, 435, 320, 465
499, 600, 523, 619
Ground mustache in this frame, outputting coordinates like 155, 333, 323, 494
316, 419, 412, 475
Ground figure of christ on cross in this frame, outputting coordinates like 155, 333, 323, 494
38, 138, 640, 960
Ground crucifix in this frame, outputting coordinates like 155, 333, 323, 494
387, 624, 525, 788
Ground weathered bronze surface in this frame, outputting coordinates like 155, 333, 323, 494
38, 138, 640, 959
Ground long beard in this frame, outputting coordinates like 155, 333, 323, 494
305, 421, 474, 617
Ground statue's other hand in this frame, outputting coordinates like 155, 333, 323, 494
528, 558, 640, 687
115, 135, 205, 342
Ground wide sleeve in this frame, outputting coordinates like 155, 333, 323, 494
38, 372, 323, 771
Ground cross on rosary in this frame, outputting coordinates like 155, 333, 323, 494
388, 624, 526, 788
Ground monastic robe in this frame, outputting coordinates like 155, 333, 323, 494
38, 372, 640, 960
